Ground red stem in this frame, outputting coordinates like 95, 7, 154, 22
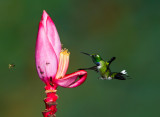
43, 84, 58, 117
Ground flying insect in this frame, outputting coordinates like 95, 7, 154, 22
8, 64, 15, 69
79, 52, 129, 80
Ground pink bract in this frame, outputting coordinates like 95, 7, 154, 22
35, 10, 87, 88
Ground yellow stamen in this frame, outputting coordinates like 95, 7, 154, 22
55, 48, 70, 79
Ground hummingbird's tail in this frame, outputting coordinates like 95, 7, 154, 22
120, 70, 128, 75
114, 73, 126, 80
114, 70, 129, 80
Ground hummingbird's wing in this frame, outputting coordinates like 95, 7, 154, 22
107, 57, 116, 65
106, 57, 116, 70
78, 66, 98, 72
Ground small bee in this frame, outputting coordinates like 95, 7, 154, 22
8, 64, 15, 69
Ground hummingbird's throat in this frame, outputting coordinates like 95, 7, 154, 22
55, 48, 70, 79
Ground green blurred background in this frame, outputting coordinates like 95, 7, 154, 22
0, 0, 159, 117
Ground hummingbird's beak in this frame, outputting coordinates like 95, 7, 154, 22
81, 52, 92, 56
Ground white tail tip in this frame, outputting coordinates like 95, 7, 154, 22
121, 70, 128, 75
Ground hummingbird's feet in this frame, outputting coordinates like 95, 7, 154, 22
98, 77, 112, 80
103, 76, 112, 80
106, 77, 112, 80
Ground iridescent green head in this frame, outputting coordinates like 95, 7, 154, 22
81, 52, 102, 66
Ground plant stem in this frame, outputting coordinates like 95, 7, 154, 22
43, 84, 58, 117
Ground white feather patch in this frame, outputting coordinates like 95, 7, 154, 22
121, 70, 127, 75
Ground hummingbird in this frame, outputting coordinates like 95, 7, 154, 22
79, 52, 129, 80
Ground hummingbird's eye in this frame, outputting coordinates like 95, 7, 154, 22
96, 62, 100, 66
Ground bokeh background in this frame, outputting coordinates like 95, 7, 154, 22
0, 0, 159, 117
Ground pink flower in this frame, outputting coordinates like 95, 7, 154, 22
35, 10, 87, 88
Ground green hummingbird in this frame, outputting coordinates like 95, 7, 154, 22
79, 52, 129, 80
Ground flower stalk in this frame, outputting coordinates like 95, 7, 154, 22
43, 84, 58, 117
